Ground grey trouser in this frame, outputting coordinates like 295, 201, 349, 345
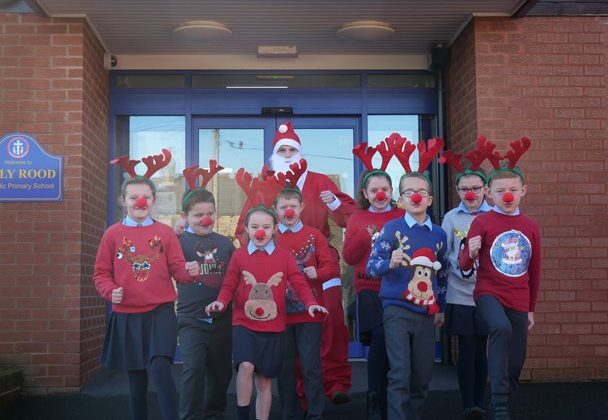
178, 315, 232, 420
476, 295, 528, 404
383, 305, 435, 420
278, 322, 324, 420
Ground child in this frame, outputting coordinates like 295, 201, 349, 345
367, 137, 447, 420
343, 137, 405, 419
176, 162, 235, 420
274, 186, 338, 420
459, 137, 540, 420
439, 140, 494, 420
205, 168, 327, 420
94, 149, 199, 420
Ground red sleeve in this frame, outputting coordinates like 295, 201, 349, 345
216, 252, 241, 306
528, 223, 542, 312
460, 217, 482, 270
286, 256, 317, 308
342, 213, 372, 266
165, 230, 195, 284
93, 229, 118, 302
311, 230, 340, 281
234, 199, 251, 247
322, 176, 357, 228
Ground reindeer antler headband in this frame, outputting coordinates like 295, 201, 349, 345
488, 136, 531, 183
438, 135, 500, 184
181, 159, 224, 209
111, 148, 173, 189
235, 165, 288, 223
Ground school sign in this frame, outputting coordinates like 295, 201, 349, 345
0, 133, 63, 202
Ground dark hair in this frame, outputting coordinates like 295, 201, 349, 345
357, 171, 394, 209
181, 188, 216, 213
398, 172, 432, 194
274, 186, 303, 205
120, 176, 157, 198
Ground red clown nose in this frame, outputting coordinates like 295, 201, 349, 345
503, 192, 514, 203
375, 191, 387, 201
284, 208, 296, 218
411, 193, 422, 204
135, 197, 148, 209
200, 216, 213, 227
254, 229, 266, 240
464, 191, 476, 201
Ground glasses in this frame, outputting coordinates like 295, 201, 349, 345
457, 186, 484, 194
400, 189, 430, 198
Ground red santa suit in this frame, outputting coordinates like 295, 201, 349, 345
235, 121, 357, 400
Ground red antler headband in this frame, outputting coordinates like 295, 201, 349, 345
486, 136, 531, 182
111, 148, 172, 178
438, 135, 499, 184
183, 160, 224, 190
235, 166, 287, 222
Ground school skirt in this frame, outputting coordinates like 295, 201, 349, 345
357, 290, 384, 333
445, 303, 489, 336
232, 325, 283, 378
101, 302, 177, 371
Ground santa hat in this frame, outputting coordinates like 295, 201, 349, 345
409, 248, 442, 271
273, 121, 301, 154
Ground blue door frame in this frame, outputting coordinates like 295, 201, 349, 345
108, 70, 443, 362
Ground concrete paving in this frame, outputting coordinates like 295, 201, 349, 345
7, 361, 608, 420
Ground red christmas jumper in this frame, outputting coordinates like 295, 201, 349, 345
235, 171, 357, 244
94, 222, 194, 313
276, 224, 340, 324
459, 210, 541, 313
343, 207, 405, 294
216, 246, 318, 333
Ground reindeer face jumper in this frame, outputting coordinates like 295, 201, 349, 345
367, 213, 448, 315
215, 244, 318, 333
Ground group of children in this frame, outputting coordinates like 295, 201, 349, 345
94, 125, 541, 420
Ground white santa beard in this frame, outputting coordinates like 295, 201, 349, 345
268, 152, 303, 174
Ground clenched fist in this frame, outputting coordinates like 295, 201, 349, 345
112, 287, 123, 304
468, 235, 482, 259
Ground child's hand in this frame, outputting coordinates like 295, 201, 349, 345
308, 304, 328, 317
528, 312, 535, 330
174, 218, 187, 236
389, 249, 404, 269
111, 287, 123, 304
468, 235, 482, 259
205, 301, 225, 315
303, 266, 317, 280
434, 312, 445, 327
319, 190, 337, 204
186, 261, 199, 277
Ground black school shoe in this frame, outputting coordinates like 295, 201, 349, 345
462, 406, 488, 420
490, 402, 511, 420
330, 390, 351, 404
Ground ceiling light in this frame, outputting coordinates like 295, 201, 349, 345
173, 21, 232, 41
337, 20, 396, 41
257, 45, 298, 58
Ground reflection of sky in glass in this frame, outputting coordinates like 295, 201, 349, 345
129, 116, 186, 176
368, 115, 419, 194
297, 129, 354, 197
198, 129, 264, 173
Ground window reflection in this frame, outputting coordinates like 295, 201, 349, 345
368, 115, 419, 196
199, 129, 265, 243
114, 116, 186, 227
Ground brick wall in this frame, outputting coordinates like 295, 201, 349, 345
447, 16, 608, 381
0, 13, 108, 393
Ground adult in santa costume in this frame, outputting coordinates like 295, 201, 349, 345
235, 121, 357, 403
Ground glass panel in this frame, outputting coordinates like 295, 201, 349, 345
115, 74, 185, 89
368, 74, 435, 88
367, 115, 420, 196
198, 129, 265, 243
113, 116, 186, 226
192, 73, 360, 89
